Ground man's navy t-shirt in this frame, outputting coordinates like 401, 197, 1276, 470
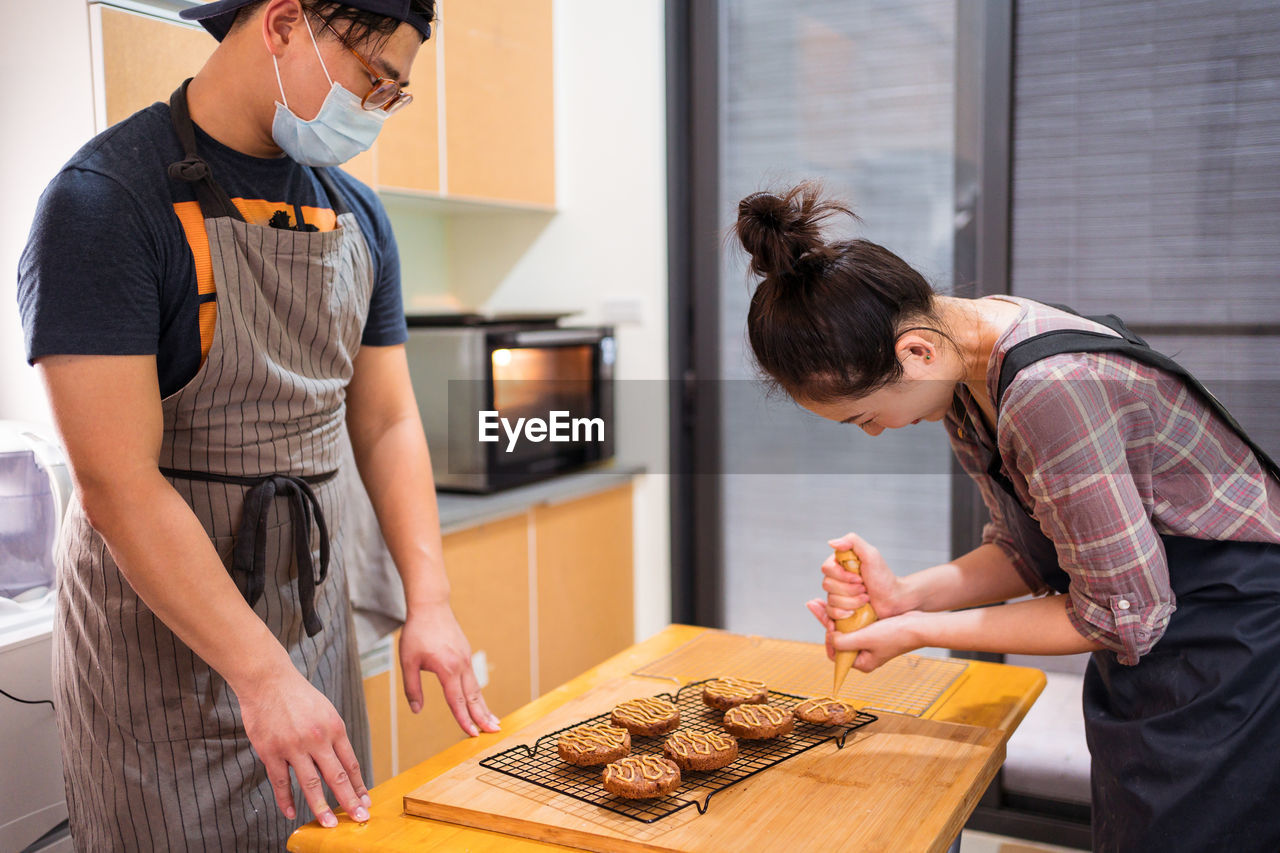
17, 101, 408, 397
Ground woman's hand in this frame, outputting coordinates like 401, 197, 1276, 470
819, 532, 910, 621
804, 604, 932, 672
399, 600, 501, 737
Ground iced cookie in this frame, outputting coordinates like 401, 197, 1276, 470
602, 755, 682, 799
722, 703, 794, 739
557, 723, 631, 766
611, 697, 681, 736
701, 677, 769, 711
794, 697, 859, 727
662, 729, 739, 771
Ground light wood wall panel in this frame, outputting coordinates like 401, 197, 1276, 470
442, 0, 555, 205
99, 6, 215, 127
375, 32, 441, 192
395, 513, 531, 771
535, 486, 635, 694
361, 669, 393, 785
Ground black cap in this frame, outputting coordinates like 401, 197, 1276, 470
179, 0, 432, 42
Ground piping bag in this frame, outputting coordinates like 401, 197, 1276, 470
831, 548, 878, 696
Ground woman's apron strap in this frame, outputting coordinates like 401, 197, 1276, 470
993, 306, 1280, 485
160, 467, 337, 637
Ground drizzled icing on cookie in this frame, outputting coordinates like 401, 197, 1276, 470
726, 704, 789, 726
604, 755, 675, 782
560, 724, 628, 750
614, 697, 678, 724
665, 730, 735, 756
796, 698, 853, 715
705, 677, 767, 698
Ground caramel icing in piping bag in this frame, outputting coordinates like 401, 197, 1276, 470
831, 548, 878, 696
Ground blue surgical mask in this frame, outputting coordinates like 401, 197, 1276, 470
271, 18, 388, 167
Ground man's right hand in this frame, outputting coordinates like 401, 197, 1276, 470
238, 668, 371, 827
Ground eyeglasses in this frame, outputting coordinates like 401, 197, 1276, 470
314, 16, 413, 114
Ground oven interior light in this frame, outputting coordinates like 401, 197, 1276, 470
492, 348, 513, 367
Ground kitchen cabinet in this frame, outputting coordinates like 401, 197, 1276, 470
373, 0, 555, 204
91, 2, 554, 208
94, 4, 214, 128
393, 513, 532, 772
440, 0, 555, 206
362, 481, 633, 783
372, 32, 441, 193
534, 485, 635, 693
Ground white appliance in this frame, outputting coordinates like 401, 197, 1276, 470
0, 422, 73, 852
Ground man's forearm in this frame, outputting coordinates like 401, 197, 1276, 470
347, 412, 450, 611
83, 471, 294, 693
900, 543, 1036, 613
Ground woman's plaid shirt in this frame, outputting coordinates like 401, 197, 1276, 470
947, 297, 1280, 665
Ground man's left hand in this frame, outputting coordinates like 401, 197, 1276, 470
398, 602, 502, 736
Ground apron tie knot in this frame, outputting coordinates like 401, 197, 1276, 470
160, 467, 337, 637
167, 155, 212, 183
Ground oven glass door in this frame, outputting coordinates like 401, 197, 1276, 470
488, 343, 603, 481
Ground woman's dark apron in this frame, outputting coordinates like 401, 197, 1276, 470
982, 310, 1280, 851
52, 80, 372, 851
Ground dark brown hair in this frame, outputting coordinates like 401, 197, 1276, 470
233, 1, 437, 49
735, 182, 942, 403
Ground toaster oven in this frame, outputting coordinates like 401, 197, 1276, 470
403, 316, 616, 493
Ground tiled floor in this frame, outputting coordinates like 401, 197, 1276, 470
959, 829, 1086, 853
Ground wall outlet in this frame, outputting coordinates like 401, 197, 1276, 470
601, 297, 643, 326
471, 650, 490, 688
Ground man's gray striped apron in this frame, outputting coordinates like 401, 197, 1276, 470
53, 80, 373, 851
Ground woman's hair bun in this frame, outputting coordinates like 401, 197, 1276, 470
734, 182, 854, 279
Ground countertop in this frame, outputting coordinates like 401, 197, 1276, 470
289, 624, 1046, 853
436, 463, 645, 534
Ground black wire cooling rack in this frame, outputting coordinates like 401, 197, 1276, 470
476, 679, 877, 824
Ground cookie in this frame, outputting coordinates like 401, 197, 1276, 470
602, 756, 682, 799
794, 697, 859, 726
557, 723, 631, 766
663, 729, 739, 771
722, 703, 794, 739
701, 677, 769, 711
610, 697, 681, 736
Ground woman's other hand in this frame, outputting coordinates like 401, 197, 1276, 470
804, 604, 930, 671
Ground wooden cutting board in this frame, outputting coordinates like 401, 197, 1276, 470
404, 675, 1006, 853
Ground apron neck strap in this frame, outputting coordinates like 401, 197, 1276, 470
166, 78, 246, 222
167, 79, 353, 223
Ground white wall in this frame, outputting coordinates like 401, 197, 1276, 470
391, 0, 672, 641
2, 0, 673, 639
0, 0, 98, 427
476, 0, 671, 641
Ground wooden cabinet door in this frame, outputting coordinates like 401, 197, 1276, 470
394, 514, 532, 771
534, 485, 634, 694
374, 31, 441, 192
441, 0, 555, 205
96, 6, 215, 129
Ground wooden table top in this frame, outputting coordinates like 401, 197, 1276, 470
288, 625, 1046, 852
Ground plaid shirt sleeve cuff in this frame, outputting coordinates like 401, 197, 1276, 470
1065, 589, 1175, 665
982, 522, 1052, 595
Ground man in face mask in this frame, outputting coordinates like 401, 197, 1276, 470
17, 2, 500, 849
